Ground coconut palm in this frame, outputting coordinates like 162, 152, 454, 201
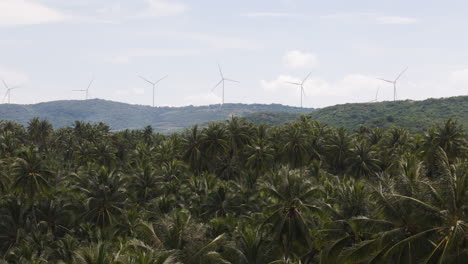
27, 118, 53, 152
75, 167, 126, 228
347, 141, 380, 179
182, 125, 204, 174
324, 128, 353, 175
262, 168, 319, 261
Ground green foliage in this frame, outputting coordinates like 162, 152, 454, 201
308, 96, 468, 133
0, 99, 311, 132
0, 116, 467, 263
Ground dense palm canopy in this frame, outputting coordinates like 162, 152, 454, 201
0, 117, 467, 263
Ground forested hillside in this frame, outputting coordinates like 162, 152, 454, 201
0, 99, 311, 131
244, 96, 468, 133
1, 96, 466, 133
308, 96, 468, 133
0, 116, 467, 263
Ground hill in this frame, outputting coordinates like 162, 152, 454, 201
243, 96, 468, 133
0, 99, 311, 131
244, 111, 302, 126
307, 96, 468, 133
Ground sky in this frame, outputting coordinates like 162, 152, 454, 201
0, 0, 467, 108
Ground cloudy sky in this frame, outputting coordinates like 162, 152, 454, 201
0, 0, 467, 108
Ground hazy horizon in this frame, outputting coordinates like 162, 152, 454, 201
1, 0, 467, 108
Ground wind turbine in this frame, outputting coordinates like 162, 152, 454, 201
72, 78, 94, 100
138, 75, 168, 107
377, 67, 408, 101
368, 87, 380, 103
211, 64, 239, 105
2, 80, 19, 104
285, 72, 312, 108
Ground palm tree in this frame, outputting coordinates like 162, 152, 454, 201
226, 116, 253, 158
182, 125, 204, 174
234, 225, 275, 264
262, 167, 319, 261
334, 154, 468, 263
325, 128, 352, 175
73, 243, 115, 264
75, 167, 126, 228
11, 147, 53, 224
245, 137, 274, 188
430, 118, 466, 160
27, 118, 53, 152
347, 141, 380, 179
127, 163, 162, 204
422, 119, 467, 178
200, 123, 229, 172
281, 124, 309, 171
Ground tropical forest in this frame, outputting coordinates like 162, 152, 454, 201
0, 115, 467, 264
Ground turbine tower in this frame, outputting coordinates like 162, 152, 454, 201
139, 75, 168, 107
2, 80, 19, 104
377, 67, 408, 101
72, 78, 94, 100
286, 72, 312, 108
211, 64, 239, 105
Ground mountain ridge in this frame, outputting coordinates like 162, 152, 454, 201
0, 99, 312, 131
1, 96, 467, 133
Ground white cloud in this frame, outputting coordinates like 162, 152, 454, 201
261, 73, 383, 107
184, 93, 221, 106
377, 16, 418, 25
283, 50, 319, 69
185, 33, 258, 50
321, 12, 418, 25
0, 0, 67, 26
110, 48, 197, 64
241, 12, 301, 18
261, 74, 329, 96
319, 12, 373, 21
261, 75, 301, 92
139, 0, 188, 17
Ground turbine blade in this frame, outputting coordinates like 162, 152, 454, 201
302, 72, 312, 84
285, 81, 301, 85
154, 75, 168, 85
138, 75, 155, 85
3, 91, 8, 103
218, 64, 224, 78
211, 79, 223, 91
1, 79, 8, 89
395, 67, 408, 82
224, 78, 239, 83
377, 78, 394, 84
87, 79, 94, 90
